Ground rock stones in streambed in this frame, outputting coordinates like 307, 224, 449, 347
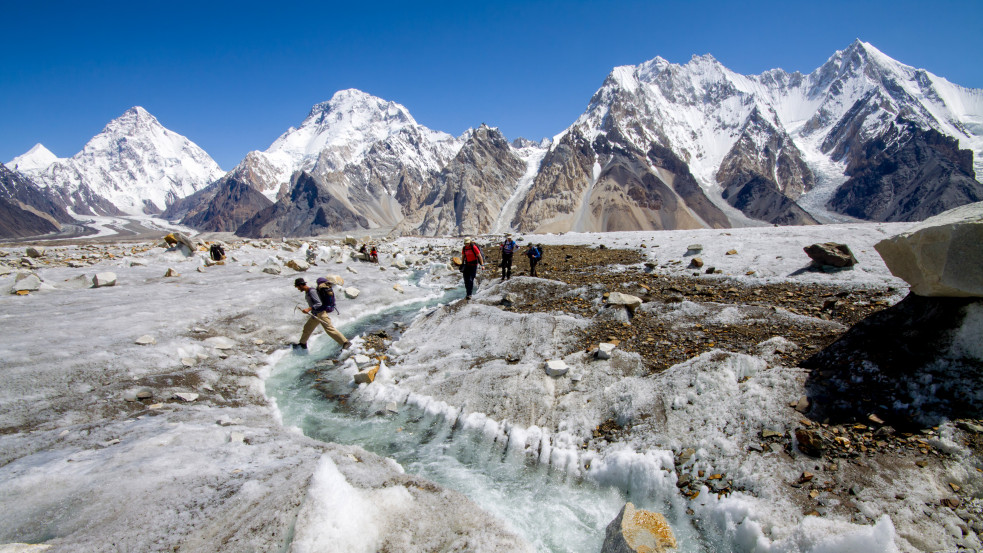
601, 502, 677, 553
875, 201, 983, 297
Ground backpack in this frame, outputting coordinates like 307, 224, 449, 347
502, 239, 516, 254
463, 244, 481, 264
316, 283, 336, 313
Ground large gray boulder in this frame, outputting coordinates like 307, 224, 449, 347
875, 201, 983, 297
804, 242, 857, 268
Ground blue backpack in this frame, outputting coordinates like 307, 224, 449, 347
503, 239, 516, 254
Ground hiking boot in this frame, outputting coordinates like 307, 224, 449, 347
291, 342, 307, 350
342, 341, 352, 350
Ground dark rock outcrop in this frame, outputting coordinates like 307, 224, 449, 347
0, 163, 76, 238
181, 175, 273, 233
394, 125, 526, 236
827, 120, 983, 222
236, 172, 368, 238
716, 108, 817, 225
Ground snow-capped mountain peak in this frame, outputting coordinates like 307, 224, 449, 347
25, 106, 224, 215
7, 143, 62, 173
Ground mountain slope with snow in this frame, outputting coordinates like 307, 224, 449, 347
17, 107, 224, 216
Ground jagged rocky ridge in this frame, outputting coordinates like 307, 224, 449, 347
0, 163, 75, 238
5, 41, 982, 238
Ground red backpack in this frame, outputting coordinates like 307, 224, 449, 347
462, 244, 481, 264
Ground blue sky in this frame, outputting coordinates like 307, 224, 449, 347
2, 0, 981, 170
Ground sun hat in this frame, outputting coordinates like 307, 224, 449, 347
464, 237, 472, 244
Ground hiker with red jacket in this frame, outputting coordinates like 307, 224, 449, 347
460, 237, 484, 299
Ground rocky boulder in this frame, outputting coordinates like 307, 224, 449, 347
607, 292, 643, 314
286, 259, 310, 272
601, 502, 677, 553
874, 201, 983, 297
804, 242, 857, 268
92, 272, 117, 288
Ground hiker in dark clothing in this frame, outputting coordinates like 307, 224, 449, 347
525, 243, 542, 277
292, 277, 351, 350
460, 237, 484, 299
209, 243, 225, 261
500, 233, 517, 280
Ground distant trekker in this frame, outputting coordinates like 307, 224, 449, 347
525, 243, 542, 277
209, 243, 225, 261
500, 233, 517, 280
292, 277, 351, 351
460, 237, 484, 299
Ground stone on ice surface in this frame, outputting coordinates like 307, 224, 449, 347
545, 359, 569, 376
262, 266, 282, 275
689, 257, 704, 269
205, 336, 235, 350
354, 365, 380, 385
92, 272, 117, 287
607, 292, 642, 313
11, 274, 41, 293
324, 274, 345, 286
393, 284, 404, 293
874, 201, 983, 297
173, 392, 199, 402
344, 236, 358, 246
686, 244, 703, 254
135, 335, 156, 346
344, 287, 360, 298
164, 268, 180, 277
601, 502, 677, 553
25, 246, 45, 258
286, 259, 309, 272
804, 242, 857, 268
595, 342, 617, 360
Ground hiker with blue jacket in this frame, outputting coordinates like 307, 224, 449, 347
500, 233, 517, 280
460, 237, 484, 299
292, 277, 351, 350
525, 243, 542, 277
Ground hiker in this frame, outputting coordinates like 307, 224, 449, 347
500, 233, 517, 280
292, 277, 351, 350
306, 245, 318, 266
369, 245, 378, 263
525, 243, 542, 277
460, 237, 484, 299
209, 243, 225, 261
358, 244, 370, 261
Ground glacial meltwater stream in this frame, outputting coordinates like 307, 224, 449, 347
266, 290, 714, 552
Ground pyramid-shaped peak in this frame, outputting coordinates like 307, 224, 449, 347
7, 143, 60, 171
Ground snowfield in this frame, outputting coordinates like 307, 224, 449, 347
1, 220, 981, 553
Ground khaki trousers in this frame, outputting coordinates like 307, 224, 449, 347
300, 311, 347, 346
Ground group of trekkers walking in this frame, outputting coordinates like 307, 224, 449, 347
289, 234, 543, 350
459, 234, 543, 300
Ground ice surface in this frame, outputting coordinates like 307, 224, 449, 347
2, 221, 980, 552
